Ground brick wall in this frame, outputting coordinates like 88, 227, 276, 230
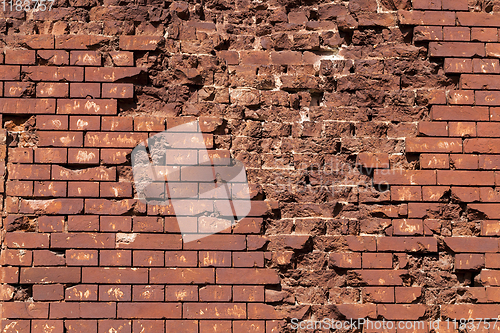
1, 0, 500, 332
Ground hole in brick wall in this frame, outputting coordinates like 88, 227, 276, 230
310, 92, 323, 106
3, 115, 34, 132
11, 285, 32, 301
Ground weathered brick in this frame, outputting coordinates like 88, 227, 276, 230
85, 67, 146, 82
70, 83, 101, 98
119, 36, 164, 51
55, 35, 111, 50
0, 98, 56, 114
109, 51, 134, 66
68, 149, 100, 164
117, 303, 181, 319
102, 83, 134, 99
20, 267, 81, 283
38, 131, 83, 147
431, 105, 489, 121
37, 50, 69, 65
57, 99, 117, 115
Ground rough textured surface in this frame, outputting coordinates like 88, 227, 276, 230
2, 0, 500, 331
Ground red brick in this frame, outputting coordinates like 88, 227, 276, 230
450, 154, 478, 169
82, 267, 148, 284
392, 219, 423, 236
184, 303, 246, 319
20, 267, 80, 283
412, 0, 441, 10
429, 41, 486, 58
455, 253, 484, 270
99, 285, 132, 301
363, 287, 394, 303
69, 116, 100, 131
102, 83, 134, 99
448, 90, 475, 104
99, 250, 132, 267
0, 65, 20, 80
70, 51, 101, 66
34, 181, 67, 197
406, 138, 462, 153
444, 237, 498, 253
38, 131, 83, 147
373, 170, 436, 185
4, 81, 34, 97
442, 304, 500, 319
199, 251, 232, 267
437, 170, 494, 185
431, 105, 489, 121
457, 12, 500, 26
100, 216, 132, 232
477, 91, 500, 107
391, 186, 422, 201
85, 67, 145, 82
98, 320, 131, 333
422, 185, 448, 201
235, 286, 264, 302
23, 66, 83, 81
35, 148, 67, 164
57, 99, 117, 115
233, 252, 264, 267
66, 250, 98, 266
199, 285, 232, 302
216, 268, 279, 285
462, 74, 500, 90
134, 116, 165, 131
37, 50, 69, 65
492, 107, 500, 121
119, 36, 164, 51
0, 249, 32, 266
150, 268, 214, 284
33, 250, 65, 266
133, 251, 164, 267
36, 82, 69, 98
8, 164, 50, 180
5, 49, 36, 64
443, 27, 470, 41
52, 165, 116, 181
398, 10, 455, 26
329, 252, 361, 268
417, 121, 448, 136
183, 235, 246, 250
70, 83, 101, 98
465, 139, 500, 153
166, 285, 198, 302
377, 237, 437, 252
33, 284, 64, 301
114, 233, 182, 250
68, 149, 100, 165
8, 148, 32, 163
442, 0, 467, 10
473, 59, 500, 73
85, 132, 148, 148
51, 233, 114, 249
444, 58, 472, 73
164, 251, 198, 267
117, 303, 181, 319
100, 182, 132, 198
472, 28, 498, 42
109, 51, 134, 66
414, 26, 443, 41
449, 121, 476, 137
100, 149, 131, 164
67, 215, 99, 232
0, 98, 56, 114
101, 116, 133, 131
65, 285, 98, 302
2, 302, 49, 319
55, 35, 111, 50
38, 216, 65, 233
32, 320, 64, 333
482, 220, 500, 236
5, 35, 54, 49
85, 198, 145, 215
36, 115, 68, 130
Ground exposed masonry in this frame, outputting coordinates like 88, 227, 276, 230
1, 0, 500, 332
